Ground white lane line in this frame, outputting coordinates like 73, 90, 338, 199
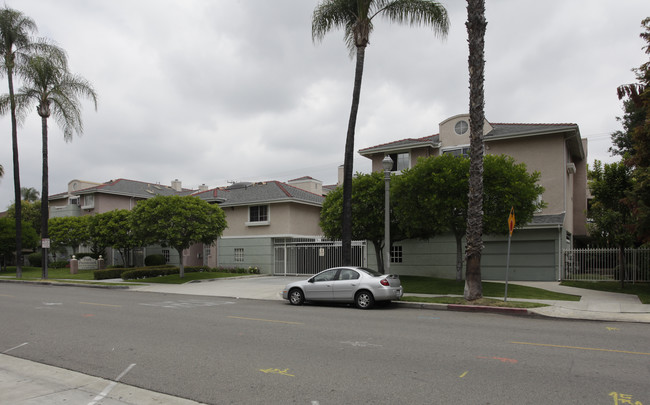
87, 363, 136, 405
3, 342, 28, 354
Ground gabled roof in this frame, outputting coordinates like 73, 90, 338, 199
49, 178, 193, 201
358, 134, 440, 155
358, 121, 584, 160
193, 181, 324, 207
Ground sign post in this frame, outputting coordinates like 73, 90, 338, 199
504, 207, 515, 302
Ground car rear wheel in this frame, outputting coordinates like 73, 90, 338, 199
289, 288, 304, 305
355, 290, 374, 309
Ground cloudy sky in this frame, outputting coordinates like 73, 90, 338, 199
1, 0, 648, 209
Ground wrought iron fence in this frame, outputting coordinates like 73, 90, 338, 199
273, 238, 367, 276
562, 248, 650, 282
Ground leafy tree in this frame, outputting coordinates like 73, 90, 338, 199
131, 196, 227, 277
320, 171, 404, 273
6, 200, 40, 237
588, 160, 635, 287
88, 210, 137, 266
312, 0, 449, 265
613, 18, 650, 243
392, 154, 543, 281
0, 217, 38, 271
48, 216, 89, 256
9, 48, 97, 279
20, 186, 39, 202
465, 0, 488, 300
0, 163, 3, 177
0, 6, 38, 278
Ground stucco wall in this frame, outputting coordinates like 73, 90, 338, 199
222, 202, 321, 237
217, 237, 272, 273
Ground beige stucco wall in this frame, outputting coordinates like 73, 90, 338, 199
572, 139, 589, 236
438, 114, 493, 149
487, 135, 566, 216
222, 202, 322, 237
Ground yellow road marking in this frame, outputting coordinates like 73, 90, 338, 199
228, 316, 303, 325
79, 302, 122, 308
459, 371, 468, 378
511, 341, 650, 356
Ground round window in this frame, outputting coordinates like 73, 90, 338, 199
454, 120, 469, 135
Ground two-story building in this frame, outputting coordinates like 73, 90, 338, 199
358, 113, 588, 281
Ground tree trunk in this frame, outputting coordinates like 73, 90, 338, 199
341, 45, 366, 265
373, 240, 385, 274
177, 247, 185, 278
464, 0, 487, 301
41, 116, 49, 279
455, 232, 464, 281
8, 68, 22, 278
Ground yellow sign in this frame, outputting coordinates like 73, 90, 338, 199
508, 207, 515, 236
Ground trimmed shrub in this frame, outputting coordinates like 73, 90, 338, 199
94, 268, 127, 280
121, 266, 180, 280
50, 260, 69, 269
27, 252, 42, 267
145, 254, 167, 266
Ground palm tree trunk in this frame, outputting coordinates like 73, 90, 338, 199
41, 115, 49, 279
455, 232, 464, 281
341, 45, 366, 265
7, 68, 22, 278
464, 0, 487, 301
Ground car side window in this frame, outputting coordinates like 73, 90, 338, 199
313, 269, 338, 282
338, 269, 360, 281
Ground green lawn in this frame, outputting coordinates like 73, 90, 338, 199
560, 280, 650, 304
400, 295, 548, 308
400, 276, 581, 301
0, 266, 243, 285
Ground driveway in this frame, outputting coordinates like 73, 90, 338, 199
130, 275, 308, 300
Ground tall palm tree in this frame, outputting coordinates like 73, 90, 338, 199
0, 6, 39, 278
312, 0, 449, 264
464, 0, 487, 300
21, 186, 40, 202
14, 51, 97, 279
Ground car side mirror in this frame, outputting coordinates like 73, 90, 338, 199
308, 278, 314, 283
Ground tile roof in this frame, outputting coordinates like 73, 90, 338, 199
49, 178, 193, 201
358, 134, 439, 154
193, 181, 324, 207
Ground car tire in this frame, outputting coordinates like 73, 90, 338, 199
289, 288, 305, 306
355, 290, 374, 309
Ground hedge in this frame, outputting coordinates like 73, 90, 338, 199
111, 265, 261, 280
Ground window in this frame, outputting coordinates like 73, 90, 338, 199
454, 120, 469, 135
391, 245, 403, 263
247, 205, 269, 225
338, 269, 360, 281
442, 146, 470, 158
69, 196, 80, 205
312, 269, 338, 282
388, 152, 410, 172
234, 248, 244, 262
162, 249, 170, 263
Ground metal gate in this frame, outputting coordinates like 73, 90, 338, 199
562, 248, 650, 282
273, 238, 367, 276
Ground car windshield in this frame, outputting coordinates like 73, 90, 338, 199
357, 267, 382, 277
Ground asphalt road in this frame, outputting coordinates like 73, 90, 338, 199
1, 283, 649, 405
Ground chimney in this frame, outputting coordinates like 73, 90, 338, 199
171, 179, 182, 191
198, 183, 209, 192
337, 165, 344, 186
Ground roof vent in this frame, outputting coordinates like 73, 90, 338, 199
227, 182, 253, 190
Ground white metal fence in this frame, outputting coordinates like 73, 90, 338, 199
273, 238, 367, 276
562, 248, 650, 282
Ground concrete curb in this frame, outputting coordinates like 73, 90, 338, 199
395, 300, 534, 316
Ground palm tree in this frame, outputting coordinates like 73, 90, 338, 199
0, 6, 39, 278
464, 0, 487, 301
312, 0, 449, 265
21, 186, 40, 202
14, 51, 97, 279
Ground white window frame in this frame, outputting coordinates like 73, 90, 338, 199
388, 152, 410, 173
390, 245, 403, 263
246, 205, 270, 226
162, 249, 170, 263
441, 145, 470, 158
234, 248, 244, 262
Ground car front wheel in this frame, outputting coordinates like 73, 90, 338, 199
355, 290, 374, 309
289, 288, 305, 305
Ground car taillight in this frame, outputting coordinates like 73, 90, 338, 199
380, 279, 390, 286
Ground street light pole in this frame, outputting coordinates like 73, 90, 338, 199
382, 155, 393, 274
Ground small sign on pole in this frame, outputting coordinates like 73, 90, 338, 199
41, 238, 50, 249
505, 207, 515, 302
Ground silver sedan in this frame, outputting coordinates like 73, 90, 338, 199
282, 266, 403, 309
